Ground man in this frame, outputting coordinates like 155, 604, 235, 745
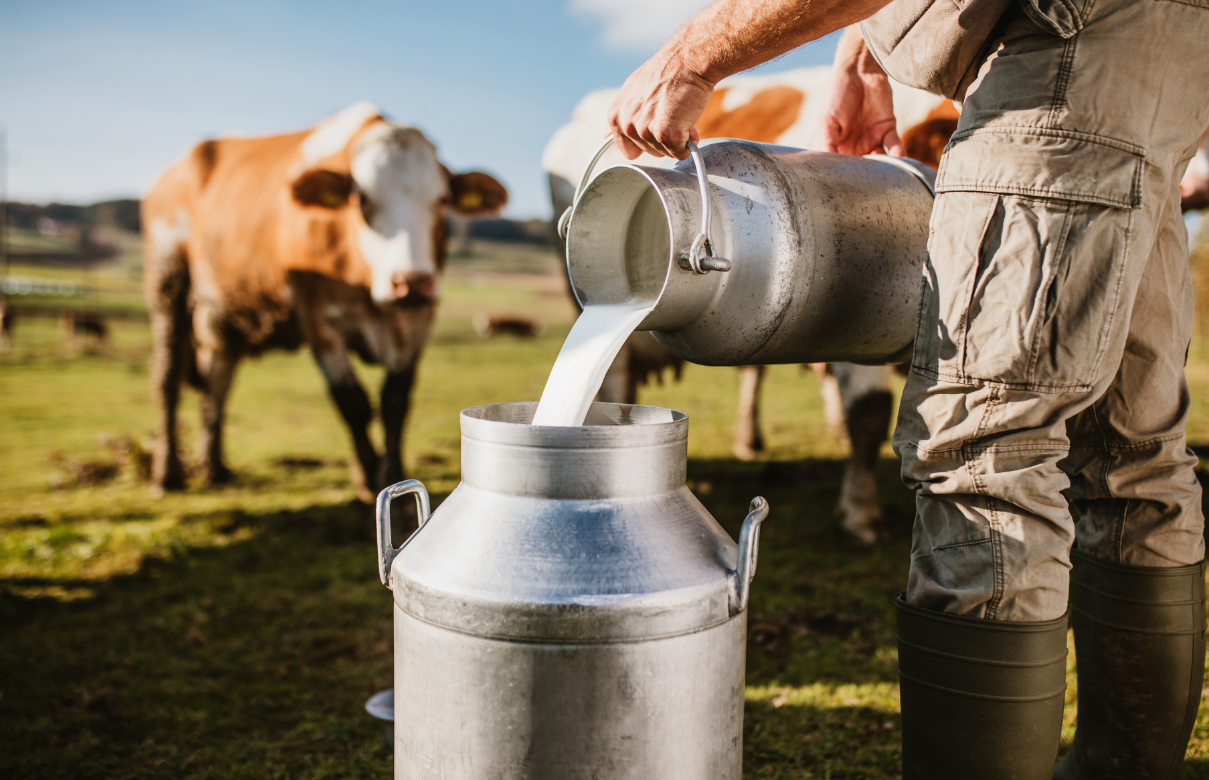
607, 1, 1209, 778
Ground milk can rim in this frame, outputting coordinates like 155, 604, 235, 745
460, 402, 687, 448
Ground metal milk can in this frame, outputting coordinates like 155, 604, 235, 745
375, 402, 769, 779
559, 138, 936, 366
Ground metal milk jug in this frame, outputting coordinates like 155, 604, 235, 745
559, 138, 936, 366
374, 402, 769, 779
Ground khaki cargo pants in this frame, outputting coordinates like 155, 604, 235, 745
893, 0, 1209, 622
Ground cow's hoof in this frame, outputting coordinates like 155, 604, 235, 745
150, 478, 185, 497
151, 463, 186, 496
204, 464, 235, 486
840, 511, 889, 545
732, 434, 765, 461
376, 463, 405, 493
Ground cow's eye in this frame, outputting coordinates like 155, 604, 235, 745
359, 191, 378, 224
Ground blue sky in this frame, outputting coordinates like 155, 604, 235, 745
0, 0, 840, 218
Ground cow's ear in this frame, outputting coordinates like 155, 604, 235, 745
291, 169, 354, 209
447, 171, 508, 216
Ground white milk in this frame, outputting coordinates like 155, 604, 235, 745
531, 301, 654, 427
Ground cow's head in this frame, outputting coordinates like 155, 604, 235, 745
289, 103, 507, 305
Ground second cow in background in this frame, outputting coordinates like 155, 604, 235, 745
543, 66, 957, 543
143, 102, 507, 499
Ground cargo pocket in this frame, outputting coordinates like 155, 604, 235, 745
1019, 0, 1084, 37
924, 127, 1143, 391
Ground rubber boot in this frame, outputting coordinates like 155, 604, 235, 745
897, 594, 1068, 779
1052, 549, 1206, 780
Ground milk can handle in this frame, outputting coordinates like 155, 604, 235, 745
728, 496, 770, 616
557, 137, 731, 274
556, 136, 615, 240
682, 139, 731, 274
375, 479, 431, 588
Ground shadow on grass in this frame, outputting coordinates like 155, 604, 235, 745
692, 457, 915, 688
0, 455, 922, 778
0, 497, 428, 780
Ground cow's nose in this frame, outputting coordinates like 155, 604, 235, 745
391, 272, 436, 301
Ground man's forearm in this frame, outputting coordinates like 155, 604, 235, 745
665, 0, 893, 86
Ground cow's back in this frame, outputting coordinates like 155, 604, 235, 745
143, 131, 314, 313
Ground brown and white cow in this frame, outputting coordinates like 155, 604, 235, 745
543, 67, 957, 544
1182, 131, 1209, 212
143, 102, 506, 498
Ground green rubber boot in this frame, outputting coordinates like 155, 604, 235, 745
1052, 549, 1205, 780
897, 594, 1068, 780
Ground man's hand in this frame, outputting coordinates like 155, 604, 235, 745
820, 26, 902, 157
607, 0, 895, 162
1181, 174, 1209, 212
607, 53, 713, 161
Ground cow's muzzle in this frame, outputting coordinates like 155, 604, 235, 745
390, 272, 437, 305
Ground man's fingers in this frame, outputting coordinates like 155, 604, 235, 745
631, 131, 668, 159
883, 128, 904, 158
643, 121, 689, 160
612, 128, 645, 161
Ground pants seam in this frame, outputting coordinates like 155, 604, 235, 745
967, 387, 1004, 619
1110, 430, 1186, 452
1026, 201, 1076, 383
1046, 35, 1078, 127
958, 196, 1004, 382
1087, 208, 1135, 382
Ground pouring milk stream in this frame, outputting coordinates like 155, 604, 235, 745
531, 301, 653, 426
532, 138, 723, 427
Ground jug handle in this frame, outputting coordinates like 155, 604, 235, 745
375, 479, 432, 588
557, 136, 615, 240
681, 140, 732, 275
727, 496, 770, 616
557, 138, 732, 275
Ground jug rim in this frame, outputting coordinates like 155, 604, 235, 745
460, 402, 687, 448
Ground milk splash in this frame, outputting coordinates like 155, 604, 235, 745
531, 302, 654, 427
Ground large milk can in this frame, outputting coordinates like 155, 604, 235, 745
560, 138, 936, 366
375, 402, 769, 779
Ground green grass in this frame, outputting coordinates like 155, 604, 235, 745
3, 240, 1209, 778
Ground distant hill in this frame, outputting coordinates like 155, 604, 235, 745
466, 217, 551, 246
3, 199, 551, 247
5, 199, 141, 235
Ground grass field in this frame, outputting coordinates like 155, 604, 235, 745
4, 237, 1209, 778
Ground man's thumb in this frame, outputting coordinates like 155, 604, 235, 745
883, 128, 904, 158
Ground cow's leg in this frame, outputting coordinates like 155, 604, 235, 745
195, 342, 240, 485
811, 362, 847, 439
148, 257, 191, 493
598, 338, 633, 403
312, 343, 380, 502
834, 363, 893, 544
733, 365, 765, 460
378, 366, 416, 490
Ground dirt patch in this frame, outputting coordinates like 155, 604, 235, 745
750, 607, 872, 651
272, 455, 329, 470
760, 460, 845, 485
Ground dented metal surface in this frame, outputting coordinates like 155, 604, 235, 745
565, 139, 936, 366
375, 401, 769, 779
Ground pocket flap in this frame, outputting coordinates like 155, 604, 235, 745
936, 127, 1145, 209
